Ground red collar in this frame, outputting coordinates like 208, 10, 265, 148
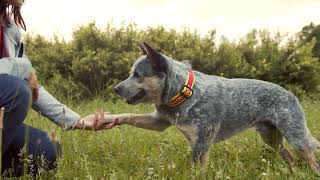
167, 70, 196, 106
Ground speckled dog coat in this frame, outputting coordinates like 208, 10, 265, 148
114, 42, 320, 173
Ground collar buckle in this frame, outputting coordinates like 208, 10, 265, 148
180, 85, 193, 98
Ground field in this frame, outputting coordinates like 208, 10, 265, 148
21, 99, 320, 179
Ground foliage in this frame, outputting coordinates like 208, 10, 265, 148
15, 22, 320, 178
299, 22, 320, 60
19, 99, 320, 179
24, 22, 320, 100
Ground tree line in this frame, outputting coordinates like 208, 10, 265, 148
24, 22, 320, 101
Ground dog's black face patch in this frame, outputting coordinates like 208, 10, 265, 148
133, 55, 168, 77
114, 56, 164, 105
133, 56, 156, 77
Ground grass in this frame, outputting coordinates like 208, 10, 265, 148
19, 99, 320, 179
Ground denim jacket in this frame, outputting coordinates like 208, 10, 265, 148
0, 23, 80, 129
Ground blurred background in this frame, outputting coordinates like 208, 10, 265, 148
18, 1, 320, 178
20, 0, 320, 101
22, 0, 320, 41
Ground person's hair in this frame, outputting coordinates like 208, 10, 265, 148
0, 0, 26, 30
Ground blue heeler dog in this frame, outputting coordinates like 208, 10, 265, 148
111, 42, 320, 174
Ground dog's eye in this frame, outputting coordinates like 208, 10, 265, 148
133, 72, 141, 78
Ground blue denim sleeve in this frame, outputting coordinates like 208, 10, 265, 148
0, 57, 32, 80
2, 23, 81, 130
32, 86, 81, 130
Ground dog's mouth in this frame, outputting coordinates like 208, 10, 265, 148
126, 90, 146, 104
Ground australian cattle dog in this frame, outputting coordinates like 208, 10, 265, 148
107, 42, 320, 175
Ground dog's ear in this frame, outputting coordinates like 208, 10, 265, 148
137, 42, 147, 55
143, 42, 167, 73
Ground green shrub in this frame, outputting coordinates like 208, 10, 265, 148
25, 22, 320, 100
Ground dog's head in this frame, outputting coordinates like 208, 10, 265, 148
114, 42, 169, 105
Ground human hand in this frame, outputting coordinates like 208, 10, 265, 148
28, 69, 39, 101
75, 110, 119, 130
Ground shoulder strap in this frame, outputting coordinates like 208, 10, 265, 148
18, 42, 24, 57
0, 26, 3, 58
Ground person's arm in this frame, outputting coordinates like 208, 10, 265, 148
0, 56, 109, 130
31, 86, 81, 130
1, 23, 110, 130
0, 57, 78, 129
31, 89, 118, 130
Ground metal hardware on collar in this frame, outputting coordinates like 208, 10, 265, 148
180, 85, 193, 98
167, 70, 195, 106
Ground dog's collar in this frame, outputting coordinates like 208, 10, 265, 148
167, 70, 195, 106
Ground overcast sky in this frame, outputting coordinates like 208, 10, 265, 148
21, 0, 320, 41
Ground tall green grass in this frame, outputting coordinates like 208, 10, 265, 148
21, 99, 320, 179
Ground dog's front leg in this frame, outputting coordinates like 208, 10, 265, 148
192, 139, 211, 167
105, 112, 171, 131
190, 126, 216, 167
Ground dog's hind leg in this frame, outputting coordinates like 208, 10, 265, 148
255, 122, 294, 164
273, 106, 320, 175
297, 145, 320, 175
279, 127, 320, 175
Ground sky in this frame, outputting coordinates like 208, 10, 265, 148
21, 0, 320, 41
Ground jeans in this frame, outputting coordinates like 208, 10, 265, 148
0, 75, 61, 176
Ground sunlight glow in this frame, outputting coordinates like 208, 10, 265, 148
21, 0, 320, 41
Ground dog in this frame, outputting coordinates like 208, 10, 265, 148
111, 42, 320, 174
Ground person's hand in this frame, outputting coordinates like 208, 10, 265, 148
75, 110, 119, 130
28, 69, 39, 101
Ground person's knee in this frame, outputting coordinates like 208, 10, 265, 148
43, 140, 61, 171
49, 141, 62, 161
27, 139, 61, 175
1, 76, 31, 112
2, 125, 62, 177
3, 77, 31, 112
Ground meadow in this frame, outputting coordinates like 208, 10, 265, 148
15, 22, 320, 179
21, 99, 320, 179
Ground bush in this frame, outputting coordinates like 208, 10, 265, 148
24, 22, 320, 100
